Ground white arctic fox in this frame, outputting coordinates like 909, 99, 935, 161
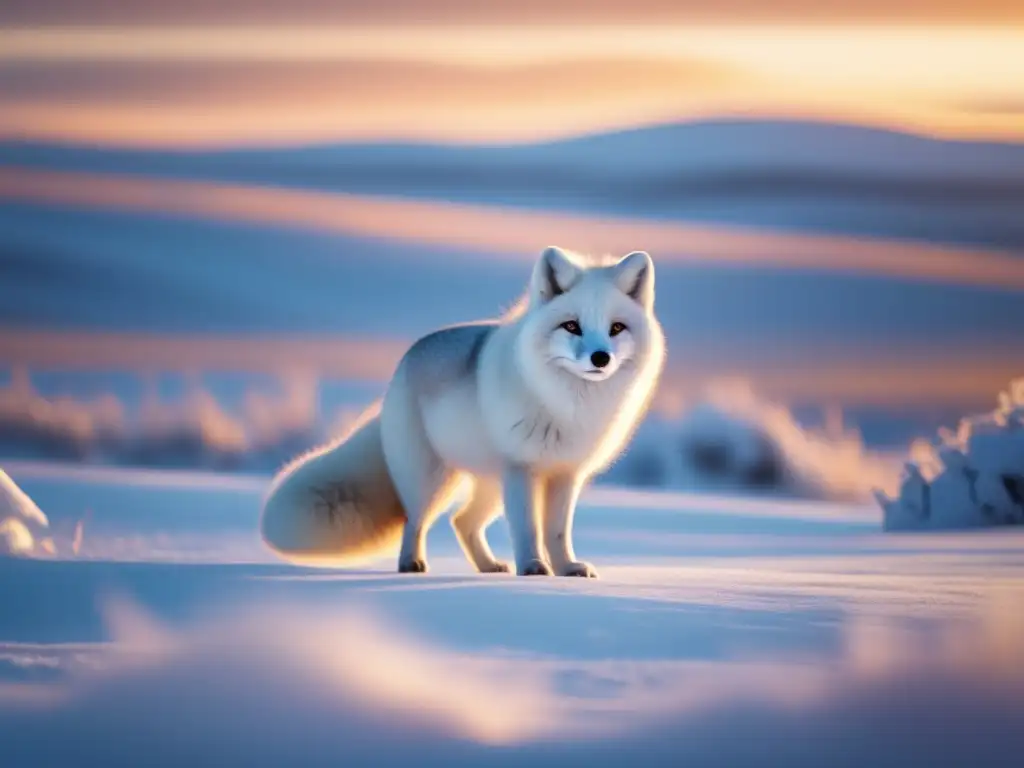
261, 246, 665, 577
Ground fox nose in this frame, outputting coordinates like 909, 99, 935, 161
590, 350, 611, 369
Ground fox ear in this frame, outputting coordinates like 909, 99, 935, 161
614, 251, 654, 309
531, 246, 582, 303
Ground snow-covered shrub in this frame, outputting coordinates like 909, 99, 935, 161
0, 368, 344, 472
876, 380, 1024, 531
605, 381, 895, 501
0, 468, 52, 556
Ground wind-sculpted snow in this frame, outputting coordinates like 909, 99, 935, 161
876, 380, 1024, 530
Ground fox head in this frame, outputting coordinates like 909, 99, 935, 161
517, 246, 663, 387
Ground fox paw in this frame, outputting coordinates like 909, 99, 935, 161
561, 561, 599, 578
398, 557, 429, 574
518, 559, 553, 576
480, 560, 512, 574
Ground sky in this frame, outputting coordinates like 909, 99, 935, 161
1, 1, 1023, 146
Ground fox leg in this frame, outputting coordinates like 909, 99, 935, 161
390, 461, 460, 574
543, 474, 598, 578
502, 466, 552, 576
381, 381, 461, 574
450, 477, 509, 573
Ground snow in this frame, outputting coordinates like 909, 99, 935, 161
0, 468, 50, 556
0, 518, 34, 556
1, 463, 1023, 766
877, 380, 1024, 530
15, 118, 1024, 181
608, 381, 897, 501
2, 115, 1024, 764
2, 372, 902, 504
5, 119, 1024, 249
0, 366, 360, 472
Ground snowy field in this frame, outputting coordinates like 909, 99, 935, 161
2, 462, 1024, 766
2, 117, 1023, 765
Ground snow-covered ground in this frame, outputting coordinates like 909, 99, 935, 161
2, 117, 1023, 764
1, 462, 1023, 766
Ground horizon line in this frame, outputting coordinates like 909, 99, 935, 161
3, 113, 1024, 153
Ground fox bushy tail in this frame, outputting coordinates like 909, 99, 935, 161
260, 402, 406, 565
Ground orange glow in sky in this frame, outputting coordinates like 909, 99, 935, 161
0, 21, 1022, 146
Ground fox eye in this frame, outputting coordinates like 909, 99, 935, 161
560, 320, 582, 336
609, 322, 627, 337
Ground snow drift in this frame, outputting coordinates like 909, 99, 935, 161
607, 381, 895, 501
876, 379, 1024, 531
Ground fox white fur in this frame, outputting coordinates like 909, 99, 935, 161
261, 246, 665, 577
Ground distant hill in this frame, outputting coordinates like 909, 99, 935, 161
3, 119, 1024, 248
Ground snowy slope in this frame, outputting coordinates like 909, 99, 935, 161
7, 119, 1024, 182
4, 119, 1023, 248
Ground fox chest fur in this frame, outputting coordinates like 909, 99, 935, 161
410, 323, 642, 477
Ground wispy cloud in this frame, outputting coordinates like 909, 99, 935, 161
0, 56, 737, 144
1, 24, 1022, 143
3, 0, 1023, 26
960, 97, 1024, 116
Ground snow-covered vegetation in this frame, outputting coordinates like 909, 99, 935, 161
0, 468, 51, 556
0, 368, 357, 473
608, 381, 895, 501
1, 372, 897, 502
876, 380, 1024, 530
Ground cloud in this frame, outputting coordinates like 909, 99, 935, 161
2, 0, 1021, 26
3, 25, 1023, 145
0, 54, 737, 146
0, 56, 733, 107
961, 97, 1024, 116
1, 597, 1024, 766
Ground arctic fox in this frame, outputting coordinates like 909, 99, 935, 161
261, 246, 665, 577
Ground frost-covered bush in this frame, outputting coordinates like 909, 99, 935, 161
605, 381, 894, 501
0, 368, 346, 472
876, 380, 1024, 531
0, 468, 52, 556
